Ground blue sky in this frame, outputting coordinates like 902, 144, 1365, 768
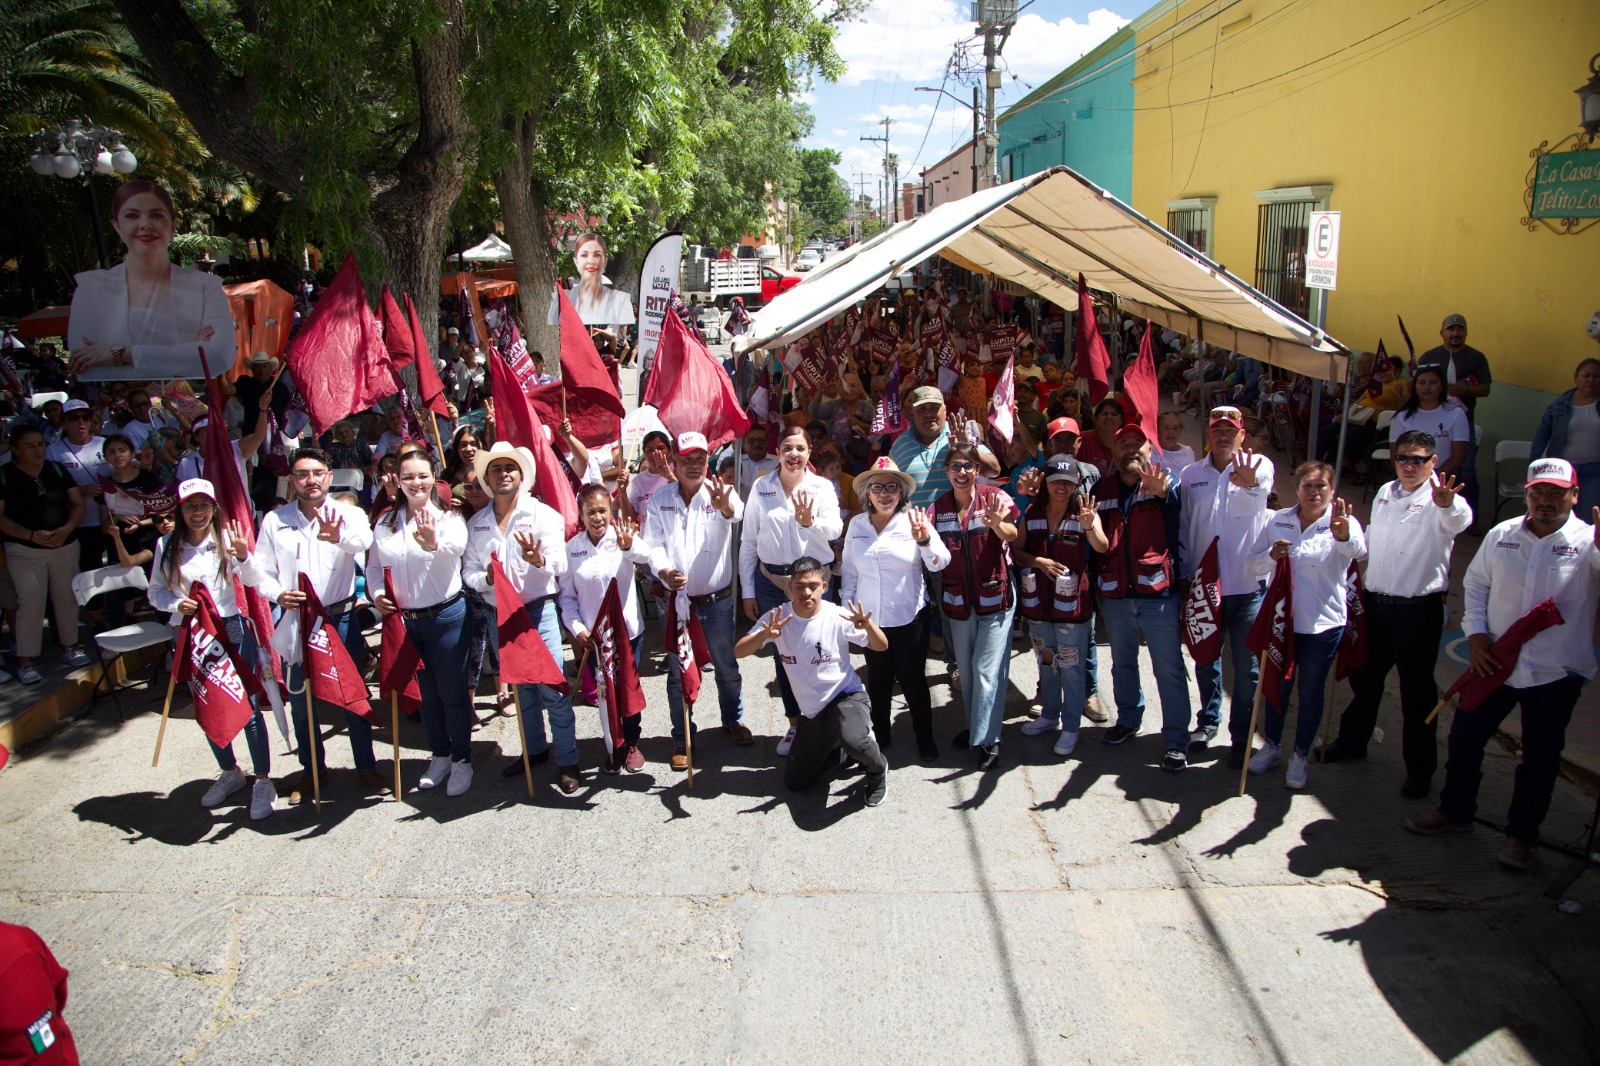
802, 1, 1132, 199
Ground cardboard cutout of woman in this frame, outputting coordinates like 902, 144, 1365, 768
547, 232, 636, 328
67, 180, 235, 380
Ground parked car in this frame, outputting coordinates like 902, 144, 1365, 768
795, 248, 822, 272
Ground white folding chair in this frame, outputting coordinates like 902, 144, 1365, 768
70, 565, 174, 721
1494, 439, 1531, 522
329, 468, 366, 496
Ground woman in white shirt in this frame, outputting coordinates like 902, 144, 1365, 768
1390, 366, 1469, 480
368, 451, 474, 796
148, 479, 274, 821
738, 425, 844, 755
840, 458, 949, 758
559, 485, 651, 774
1246, 461, 1367, 789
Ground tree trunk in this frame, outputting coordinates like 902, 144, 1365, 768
494, 127, 561, 360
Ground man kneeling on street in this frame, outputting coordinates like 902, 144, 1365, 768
735, 556, 890, 806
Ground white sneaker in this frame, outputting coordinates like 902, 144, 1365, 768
249, 777, 277, 820
1053, 731, 1079, 757
1285, 751, 1308, 790
1247, 741, 1283, 775
201, 767, 247, 807
1021, 718, 1059, 736
776, 726, 796, 757
418, 756, 451, 790
446, 759, 473, 797
60, 647, 90, 668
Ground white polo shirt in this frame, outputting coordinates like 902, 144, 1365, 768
462, 496, 568, 607
558, 527, 650, 641
738, 470, 843, 591
1463, 511, 1600, 687
1178, 453, 1276, 597
1364, 478, 1473, 598
641, 480, 743, 597
1248, 505, 1367, 634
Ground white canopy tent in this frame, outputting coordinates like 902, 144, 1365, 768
738, 167, 1349, 382
458, 233, 515, 263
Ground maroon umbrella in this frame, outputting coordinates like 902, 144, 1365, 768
1425, 598, 1565, 722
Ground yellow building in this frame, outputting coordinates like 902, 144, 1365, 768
1128, 0, 1598, 455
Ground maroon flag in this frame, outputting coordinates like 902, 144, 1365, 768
1397, 314, 1418, 377
664, 593, 710, 706
403, 293, 451, 418
1245, 555, 1295, 711
1440, 599, 1565, 713
377, 567, 422, 713
871, 359, 906, 436
298, 574, 374, 720
868, 329, 896, 366
1182, 538, 1225, 665
1122, 322, 1162, 443
593, 579, 645, 756
1074, 275, 1111, 406
1366, 340, 1390, 401
554, 286, 626, 417
174, 583, 266, 748
97, 476, 177, 516
987, 353, 1017, 444
1334, 562, 1367, 681
283, 253, 400, 434
491, 556, 569, 690
378, 284, 414, 368
489, 346, 579, 539
986, 326, 1017, 365
643, 303, 751, 451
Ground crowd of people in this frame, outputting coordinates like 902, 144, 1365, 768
3, 266, 1598, 875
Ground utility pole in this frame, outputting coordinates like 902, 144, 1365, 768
861, 117, 892, 224
975, 2, 1015, 188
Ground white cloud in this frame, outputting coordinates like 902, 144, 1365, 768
1001, 9, 1130, 80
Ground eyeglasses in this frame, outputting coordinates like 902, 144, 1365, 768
1394, 454, 1434, 467
867, 482, 902, 494
947, 462, 976, 474
290, 469, 330, 480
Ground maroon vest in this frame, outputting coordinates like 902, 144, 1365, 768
932, 484, 1016, 620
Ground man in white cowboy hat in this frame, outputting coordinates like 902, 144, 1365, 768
460, 441, 581, 790
240, 445, 383, 802
236, 351, 289, 423
639, 431, 751, 770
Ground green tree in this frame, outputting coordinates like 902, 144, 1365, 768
794, 148, 850, 238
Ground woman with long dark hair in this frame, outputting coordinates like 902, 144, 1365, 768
1390, 365, 1468, 480
148, 479, 276, 820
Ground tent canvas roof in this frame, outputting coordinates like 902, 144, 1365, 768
739, 167, 1348, 381
459, 233, 514, 263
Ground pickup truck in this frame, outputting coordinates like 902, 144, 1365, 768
682, 257, 801, 307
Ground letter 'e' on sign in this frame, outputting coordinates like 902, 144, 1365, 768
1305, 211, 1340, 291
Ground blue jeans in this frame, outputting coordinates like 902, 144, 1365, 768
1100, 594, 1193, 750
754, 568, 801, 722
1265, 627, 1344, 755
945, 605, 1016, 747
1194, 587, 1264, 744
666, 592, 744, 743
287, 608, 376, 775
515, 598, 577, 767
1028, 617, 1090, 732
403, 596, 473, 762
208, 615, 271, 776
1577, 461, 1600, 517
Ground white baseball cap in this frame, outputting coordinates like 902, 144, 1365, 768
1526, 457, 1577, 489
178, 478, 217, 503
62, 399, 91, 414
676, 431, 710, 454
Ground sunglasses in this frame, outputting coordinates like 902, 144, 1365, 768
1394, 454, 1434, 467
1209, 405, 1243, 422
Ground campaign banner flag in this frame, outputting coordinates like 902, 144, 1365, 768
283, 254, 399, 435
299, 574, 374, 720
635, 233, 683, 373
1182, 538, 1224, 665
175, 582, 266, 749
642, 307, 751, 451
987, 354, 1016, 444
97, 476, 177, 516
871, 359, 906, 436
593, 578, 645, 756
664, 591, 710, 707
1439, 598, 1564, 714
1074, 274, 1111, 406
1245, 555, 1295, 712
492, 556, 568, 690
1122, 321, 1162, 444
1334, 562, 1367, 681
377, 567, 422, 713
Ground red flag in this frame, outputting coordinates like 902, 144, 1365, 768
554, 286, 626, 417
1334, 562, 1367, 681
593, 579, 646, 755
529, 383, 621, 451
1074, 275, 1111, 406
298, 574, 374, 720
283, 253, 400, 434
379, 284, 415, 369
198, 360, 278, 684
987, 353, 1016, 444
642, 304, 751, 451
491, 556, 569, 690
1366, 340, 1390, 401
1182, 538, 1224, 665
174, 583, 266, 749
1122, 321, 1162, 443
404, 293, 451, 418
1245, 555, 1295, 712
664, 593, 710, 707
489, 346, 579, 539
377, 567, 422, 712
1440, 599, 1565, 713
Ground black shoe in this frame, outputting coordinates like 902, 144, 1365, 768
916, 734, 939, 761
1399, 776, 1431, 799
952, 729, 971, 750
1102, 724, 1137, 745
502, 750, 549, 777
1318, 741, 1364, 764
1188, 725, 1217, 751
862, 773, 888, 807
1162, 748, 1188, 772
977, 743, 1000, 771
1226, 742, 1247, 769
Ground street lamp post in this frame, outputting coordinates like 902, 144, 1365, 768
914, 86, 982, 194
28, 120, 139, 270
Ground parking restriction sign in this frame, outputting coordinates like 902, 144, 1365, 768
1305, 211, 1340, 291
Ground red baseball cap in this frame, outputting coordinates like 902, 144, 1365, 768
1114, 423, 1149, 444
1047, 416, 1080, 438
